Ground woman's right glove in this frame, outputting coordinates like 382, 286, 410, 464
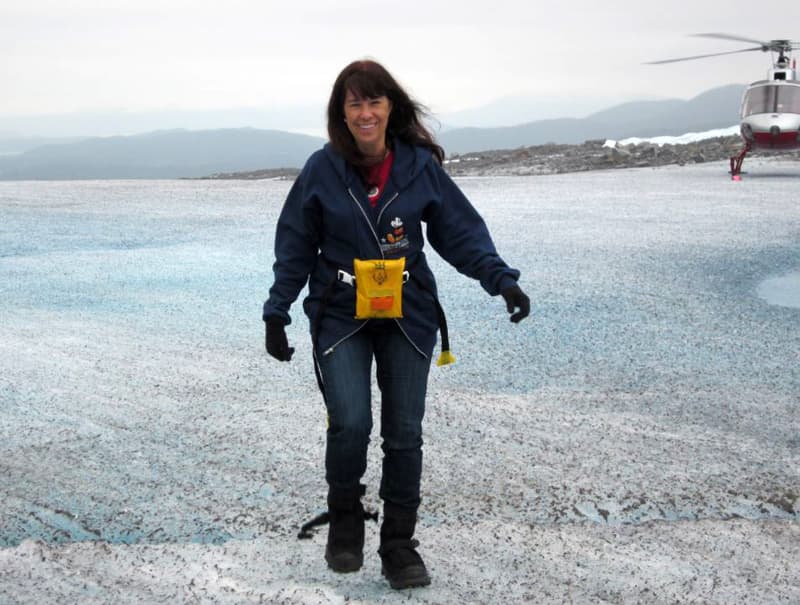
265, 319, 294, 361
501, 285, 530, 323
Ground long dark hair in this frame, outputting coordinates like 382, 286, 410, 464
327, 59, 444, 166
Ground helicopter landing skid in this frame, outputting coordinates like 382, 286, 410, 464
729, 142, 752, 179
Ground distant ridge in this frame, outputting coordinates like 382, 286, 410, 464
0, 135, 86, 155
438, 84, 746, 154
0, 128, 325, 180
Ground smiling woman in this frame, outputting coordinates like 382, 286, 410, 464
261, 58, 529, 590
325, 59, 444, 167
343, 92, 392, 160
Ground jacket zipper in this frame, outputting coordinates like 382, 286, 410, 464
322, 320, 369, 356
376, 192, 400, 227
392, 318, 428, 359
347, 188, 384, 258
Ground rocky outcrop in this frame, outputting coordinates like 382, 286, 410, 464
201, 134, 800, 180
442, 135, 800, 176
194, 167, 300, 180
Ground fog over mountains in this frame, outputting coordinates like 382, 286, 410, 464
0, 85, 746, 180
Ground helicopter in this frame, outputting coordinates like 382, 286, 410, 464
648, 33, 800, 179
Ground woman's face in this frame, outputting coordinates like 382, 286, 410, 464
344, 89, 392, 156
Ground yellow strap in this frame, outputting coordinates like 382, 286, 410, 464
436, 350, 456, 366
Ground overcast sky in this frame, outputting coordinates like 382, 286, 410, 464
3, 0, 800, 118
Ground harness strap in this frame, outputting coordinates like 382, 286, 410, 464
337, 264, 453, 365
297, 511, 329, 539
410, 274, 455, 366
337, 269, 409, 284
311, 273, 340, 403
337, 269, 355, 286
297, 509, 379, 540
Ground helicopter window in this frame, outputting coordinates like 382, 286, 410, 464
782, 87, 800, 113
743, 85, 800, 115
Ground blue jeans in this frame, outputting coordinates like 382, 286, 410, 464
316, 321, 432, 509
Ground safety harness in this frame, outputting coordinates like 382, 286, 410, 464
313, 256, 454, 367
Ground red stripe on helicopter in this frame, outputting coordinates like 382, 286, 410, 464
751, 131, 800, 149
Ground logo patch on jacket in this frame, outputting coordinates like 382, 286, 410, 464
381, 217, 409, 252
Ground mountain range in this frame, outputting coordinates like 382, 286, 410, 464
0, 84, 746, 180
0, 129, 324, 180
437, 84, 744, 153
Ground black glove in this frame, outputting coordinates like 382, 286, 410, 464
265, 319, 294, 361
501, 285, 530, 323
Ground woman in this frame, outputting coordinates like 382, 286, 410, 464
263, 59, 529, 589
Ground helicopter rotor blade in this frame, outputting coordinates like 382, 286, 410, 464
693, 33, 799, 54
645, 46, 765, 65
692, 32, 771, 48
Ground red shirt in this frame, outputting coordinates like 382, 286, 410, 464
361, 150, 394, 207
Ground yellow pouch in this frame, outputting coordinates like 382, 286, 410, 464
354, 258, 406, 319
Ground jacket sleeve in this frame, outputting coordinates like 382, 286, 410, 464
262, 168, 321, 325
424, 162, 520, 296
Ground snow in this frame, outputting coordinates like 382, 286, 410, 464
1, 161, 799, 603
758, 271, 800, 308
604, 125, 741, 148
443, 156, 481, 165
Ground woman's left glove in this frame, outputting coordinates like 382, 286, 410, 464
265, 319, 294, 361
501, 285, 530, 323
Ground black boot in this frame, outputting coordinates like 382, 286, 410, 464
325, 485, 366, 573
378, 502, 431, 589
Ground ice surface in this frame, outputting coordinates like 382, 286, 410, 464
604, 125, 740, 148
757, 271, 800, 308
1, 161, 799, 603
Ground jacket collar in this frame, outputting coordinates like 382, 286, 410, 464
323, 138, 432, 191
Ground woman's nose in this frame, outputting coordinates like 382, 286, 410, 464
356, 102, 372, 119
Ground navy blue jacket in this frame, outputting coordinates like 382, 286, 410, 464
263, 139, 520, 358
